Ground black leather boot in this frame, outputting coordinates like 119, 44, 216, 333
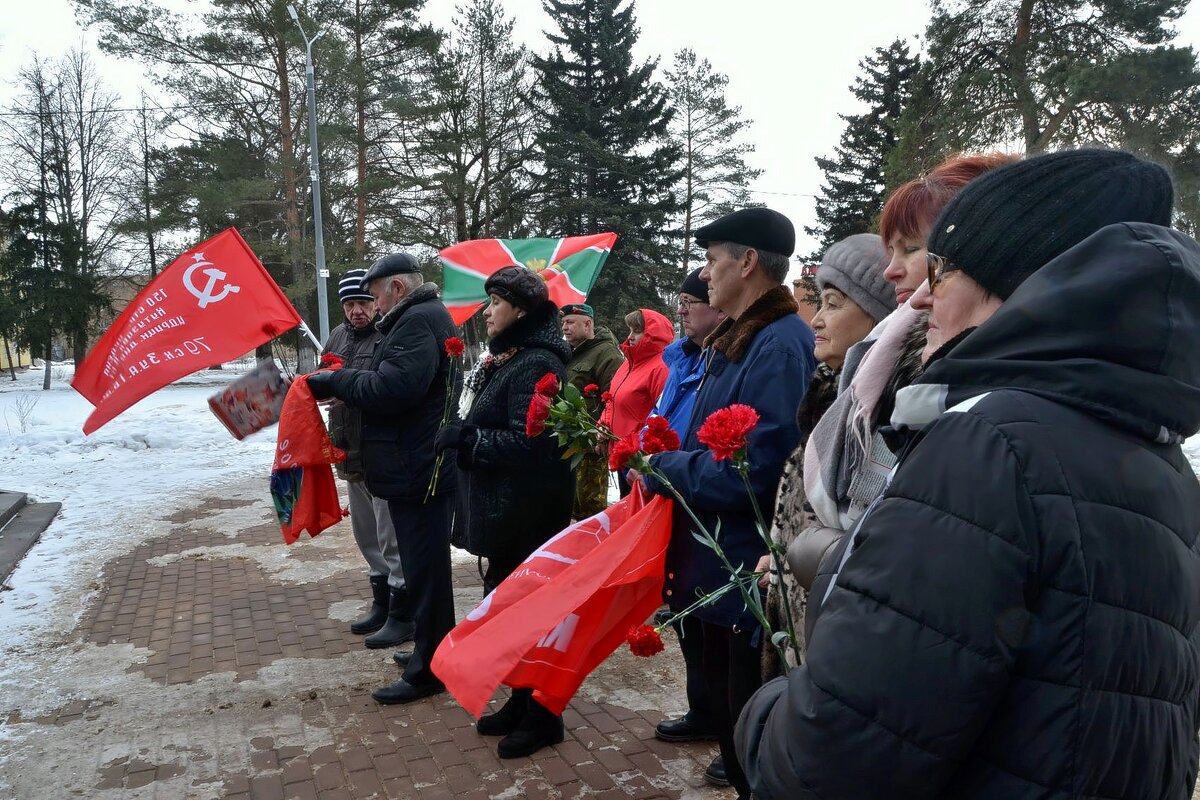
477, 688, 530, 736
497, 697, 565, 758
364, 586, 416, 649
349, 575, 389, 635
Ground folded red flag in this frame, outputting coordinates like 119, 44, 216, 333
270, 373, 347, 544
72, 227, 301, 434
432, 487, 673, 716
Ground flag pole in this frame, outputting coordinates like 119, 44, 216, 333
297, 320, 323, 353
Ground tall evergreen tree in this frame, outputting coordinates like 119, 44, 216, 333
806, 40, 919, 257
532, 0, 681, 328
664, 48, 761, 272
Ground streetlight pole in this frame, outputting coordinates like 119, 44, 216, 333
287, 4, 330, 344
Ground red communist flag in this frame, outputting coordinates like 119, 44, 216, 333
72, 228, 301, 434
431, 487, 673, 717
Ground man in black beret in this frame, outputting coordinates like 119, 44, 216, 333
636, 207, 816, 797
307, 252, 459, 705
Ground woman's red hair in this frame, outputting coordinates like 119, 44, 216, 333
879, 152, 1021, 243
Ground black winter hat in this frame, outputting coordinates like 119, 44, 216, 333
338, 268, 373, 302
679, 268, 708, 301
927, 148, 1174, 300
484, 266, 549, 311
694, 207, 796, 257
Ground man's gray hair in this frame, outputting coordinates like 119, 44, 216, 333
397, 272, 424, 291
720, 242, 790, 283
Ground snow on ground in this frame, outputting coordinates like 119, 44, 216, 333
0, 359, 279, 647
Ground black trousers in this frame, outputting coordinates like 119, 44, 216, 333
700, 621, 763, 798
387, 493, 455, 688
672, 613, 712, 726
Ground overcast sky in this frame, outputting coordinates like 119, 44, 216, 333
3, 0, 1200, 274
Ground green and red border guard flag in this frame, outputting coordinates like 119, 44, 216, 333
439, 233, 618, 324
72, 228, 301, 434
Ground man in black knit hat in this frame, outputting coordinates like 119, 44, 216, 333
737, 149, 1200, 799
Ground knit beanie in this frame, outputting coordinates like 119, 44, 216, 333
338, 268, 373, 302
679, 267, 708, 301
815, 233, 895, 323
483, 266, 549, 311
927, 148, 1174, 299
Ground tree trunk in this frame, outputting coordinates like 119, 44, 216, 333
1012, 0, 1042, 152
354, 0, 367, 259
42, 338, 52, 390
4, 337, 16, 380
139, 100, 158, 276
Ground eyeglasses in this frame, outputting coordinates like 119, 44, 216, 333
926, 252, 960, 294
677, 297, 707, 310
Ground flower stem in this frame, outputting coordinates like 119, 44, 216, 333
738, 462, 802, 667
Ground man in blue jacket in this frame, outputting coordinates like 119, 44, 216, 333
639, 208, 816, 799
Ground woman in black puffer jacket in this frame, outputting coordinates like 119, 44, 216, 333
434, 265, 574, 760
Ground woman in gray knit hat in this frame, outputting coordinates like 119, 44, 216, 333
759, 233, 895, 679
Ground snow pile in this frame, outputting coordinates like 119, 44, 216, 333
0, 360, 278, 645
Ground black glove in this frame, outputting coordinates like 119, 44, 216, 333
306, 370, 337, 400
434, 424, 464, 453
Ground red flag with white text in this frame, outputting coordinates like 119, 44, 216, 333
72, 228, 301, 434
431, 489, 673, 717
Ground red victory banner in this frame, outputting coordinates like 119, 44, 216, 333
440, 233, 618, 324
432, 488, 673, 717
72, 228, 301, 434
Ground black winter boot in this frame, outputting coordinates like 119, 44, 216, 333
364, 586, 416, 649
496, 697, 565, 758
477, 688, 530, 736
349, 575, 390, 635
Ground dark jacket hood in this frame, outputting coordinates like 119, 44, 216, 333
488, 300, 572, 364
913, 222, 1200, 442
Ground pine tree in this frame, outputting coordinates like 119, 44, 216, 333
665, 48, 761, 273
806, 40, 919, 257
531, 0, 681, 329
909, 0, 1200, 155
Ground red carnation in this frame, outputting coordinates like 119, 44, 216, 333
444, 336, 465, 358
319, 353, 344, 369
608, 433, 641, 472
601, 391, 614, 405
525, 392, 552, 437
535, 373, 560, 397
641, 416, 680, 455
584, 383, 600, 396
696, 404, 760, 462
626, 624, 665, 657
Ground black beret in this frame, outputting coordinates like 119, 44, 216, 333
361, 253, 421, 287
694, 207, 796, 257
483, 266, 549, 311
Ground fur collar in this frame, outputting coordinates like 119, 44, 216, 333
488, 300, 571, 363
704, 285, 799, 363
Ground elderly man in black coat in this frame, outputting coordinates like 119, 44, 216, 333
737, 150, 1200, 799
308, 253, 459, 705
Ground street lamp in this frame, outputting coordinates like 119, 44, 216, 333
288, 3, 330, 345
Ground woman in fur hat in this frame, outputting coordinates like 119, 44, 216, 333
433, 265, 574, 759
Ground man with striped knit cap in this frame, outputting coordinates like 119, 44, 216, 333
322, 268, 413, 649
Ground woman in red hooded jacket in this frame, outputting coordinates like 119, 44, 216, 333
601, 308, 674, 496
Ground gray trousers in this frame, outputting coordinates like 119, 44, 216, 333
346, 479, 404, 589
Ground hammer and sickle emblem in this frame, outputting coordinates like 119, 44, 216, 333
183, 253, 241, 309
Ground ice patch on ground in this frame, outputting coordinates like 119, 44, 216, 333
147, 537, 359, 585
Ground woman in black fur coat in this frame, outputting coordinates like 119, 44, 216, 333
434, 265, 574, 759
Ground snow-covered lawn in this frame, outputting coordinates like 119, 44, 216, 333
0, 360, 278, 647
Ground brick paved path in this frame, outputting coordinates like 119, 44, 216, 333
0, 475, 727, 799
